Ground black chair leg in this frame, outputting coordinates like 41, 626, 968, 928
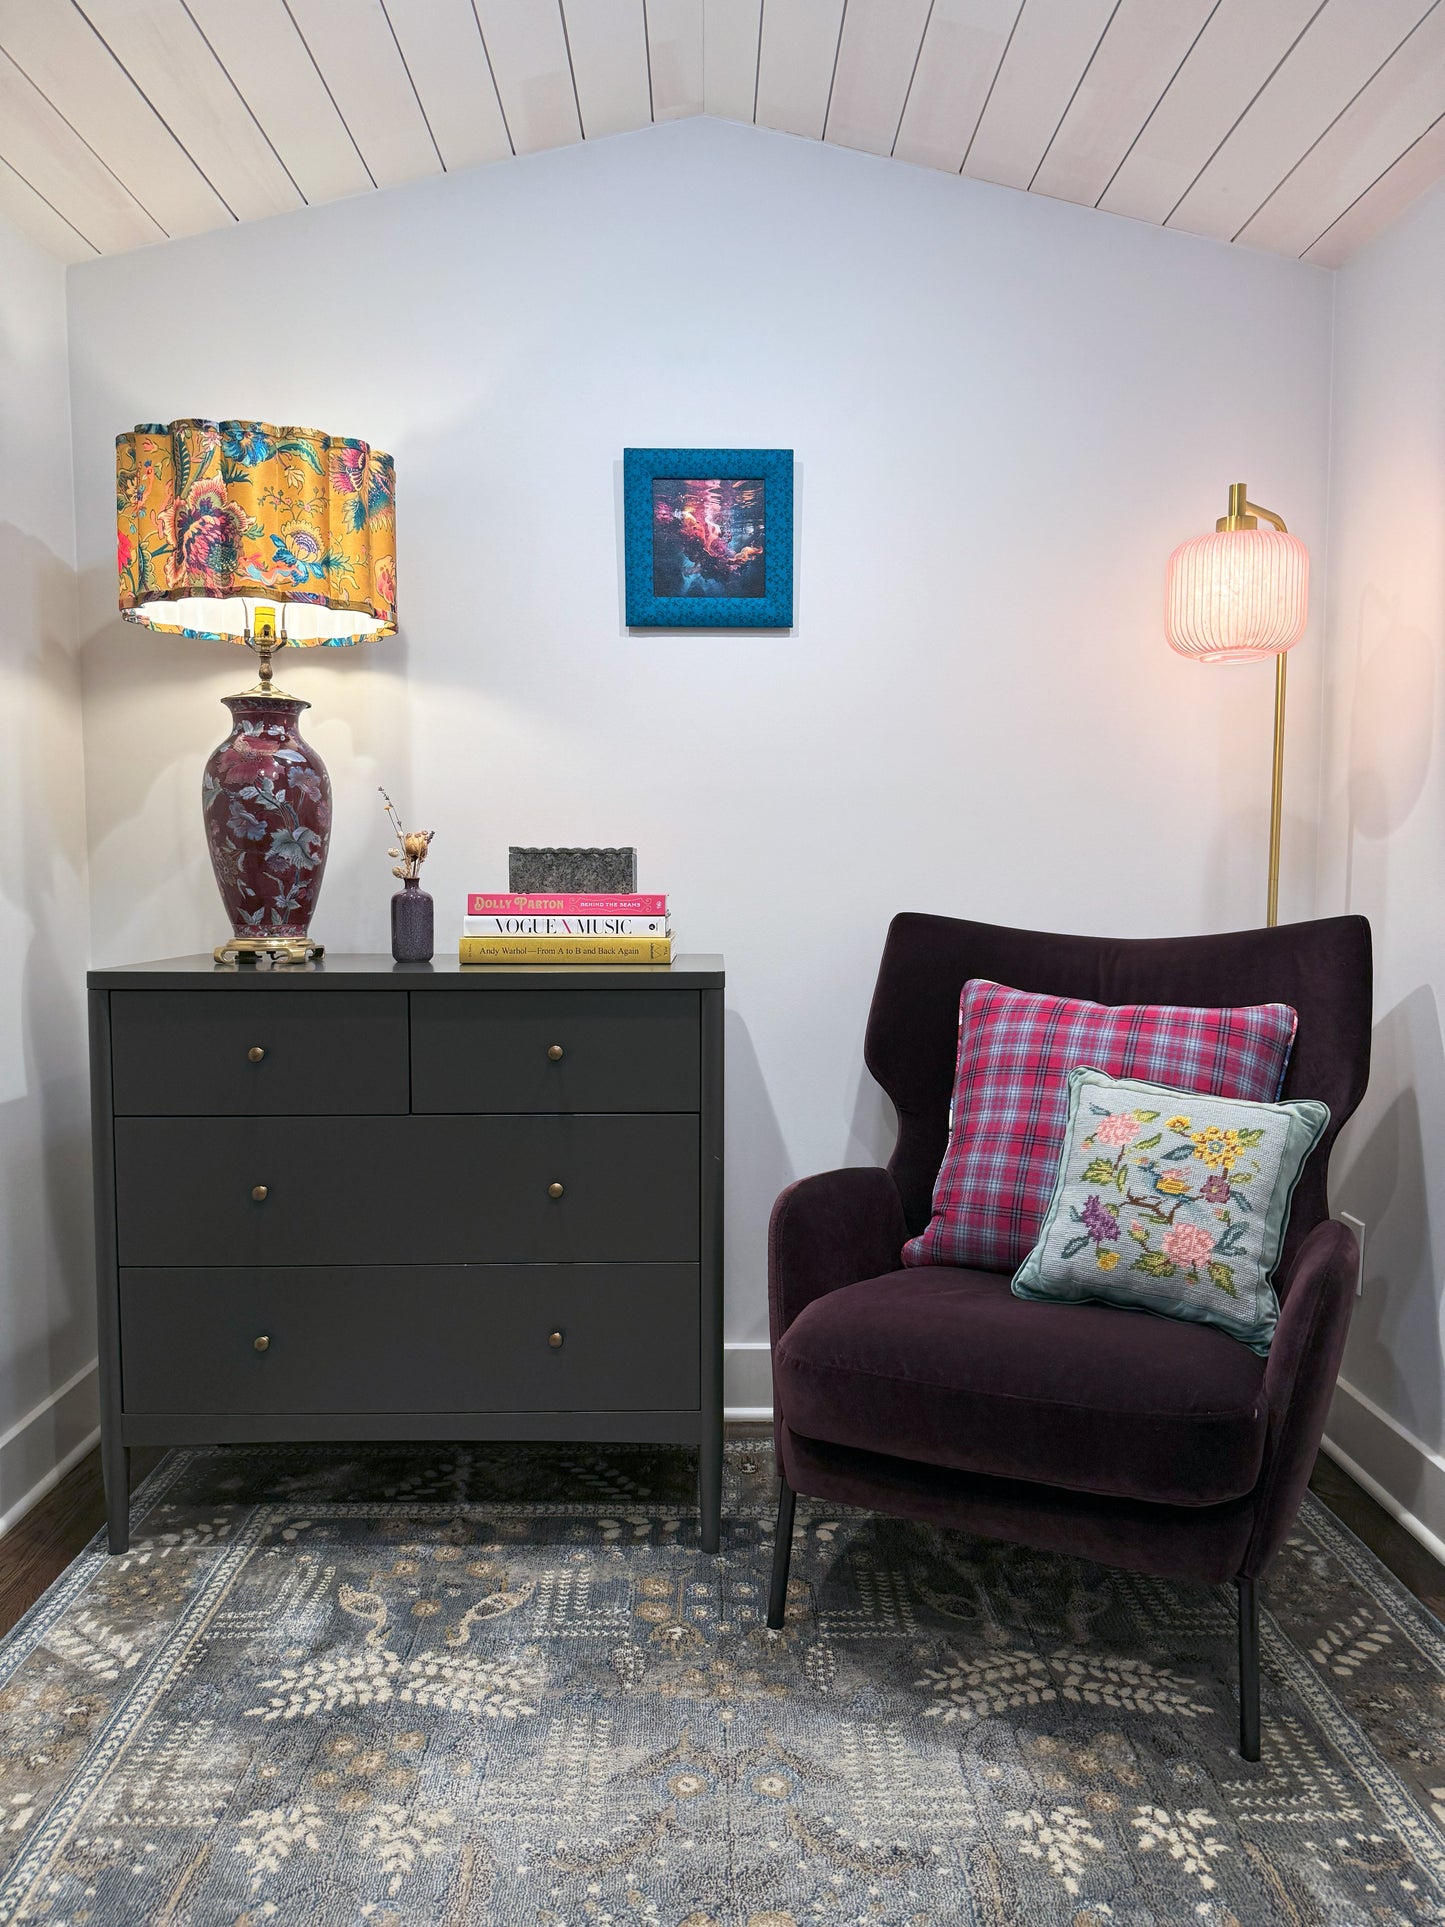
766, 1480, 796, 1628
1237, 1575, 1261, 1762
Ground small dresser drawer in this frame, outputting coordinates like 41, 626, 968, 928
119, 1264, 700, 1414
109, 991, 409, 1116
411, 990, 700, 1113
114, 1114, 701, 1266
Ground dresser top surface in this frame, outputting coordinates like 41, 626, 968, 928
88, 953, 725, 990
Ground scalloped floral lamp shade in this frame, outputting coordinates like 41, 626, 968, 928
115, 417, 397, 966
116, 418, 395, 644
1163, 527, 1308, 663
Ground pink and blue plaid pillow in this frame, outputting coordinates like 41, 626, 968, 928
902, 979, 1298, 1274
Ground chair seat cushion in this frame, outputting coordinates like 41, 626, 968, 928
773, 1266, 1269, 1506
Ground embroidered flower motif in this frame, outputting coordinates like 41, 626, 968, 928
1080, 1195, 1120, 1243
1166, 1113, 1191, 1132
1161, 1223, 1215, 1270
1094, 1114, 1142, 1147
1201, 1172, 1232, 1203
1191, 1125, 1244, 1171
1154, 1172, 1191, 1196
1095, 1250, 1120, 1271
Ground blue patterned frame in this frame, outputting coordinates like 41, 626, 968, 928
624, 447, 793, 628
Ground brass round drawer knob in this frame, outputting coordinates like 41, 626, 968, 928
251, 1184, 269, 1202
547, 1044, 564, 1061
253, 1335, 270, 1353
547, 1330, 564, 1348
248, 1045, 266, 1063
547, 1181, 564, 1199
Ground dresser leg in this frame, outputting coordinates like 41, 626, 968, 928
102, 1434, 130, 1555
699, 1419, 722, 1554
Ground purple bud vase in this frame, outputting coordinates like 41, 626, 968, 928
391, 876, 434, 962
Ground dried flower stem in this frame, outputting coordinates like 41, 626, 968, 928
378, 786, 434, 880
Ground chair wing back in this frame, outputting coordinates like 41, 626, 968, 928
864, 913, 1373, 1279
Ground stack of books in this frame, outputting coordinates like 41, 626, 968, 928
459, 893, 672, 964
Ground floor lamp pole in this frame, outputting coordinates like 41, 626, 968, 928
1266, 651, 1287, 929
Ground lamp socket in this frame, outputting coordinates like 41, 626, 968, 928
1339, 1211, 1366, 1297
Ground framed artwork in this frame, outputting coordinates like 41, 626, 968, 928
623, 447, 793, 628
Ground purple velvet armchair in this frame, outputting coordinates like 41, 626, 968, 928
766, 912, 1372, 1760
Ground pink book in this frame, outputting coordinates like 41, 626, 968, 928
466, 892, 668, 915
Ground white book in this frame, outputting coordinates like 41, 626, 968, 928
461, 914, 671, 938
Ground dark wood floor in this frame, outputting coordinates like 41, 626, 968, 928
1, 1440, 1440, 1639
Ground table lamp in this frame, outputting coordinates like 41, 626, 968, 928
1165, 482, 1308, 926
116, 419, 396, 963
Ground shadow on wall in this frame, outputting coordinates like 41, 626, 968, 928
1335, 982, 1445, 1451
0, 523, 95, 1437
849, 1046, 899, 1173
723, 1007, 793, 1347
1344, 584, 1436, 885
725, 974, 902, 1350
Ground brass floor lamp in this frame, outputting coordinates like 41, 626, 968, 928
1165, 483, 1310, 926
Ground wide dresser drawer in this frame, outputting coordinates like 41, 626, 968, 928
109, 991, 409, 1115
411, 990, 700, 1113
119, 1264, 700, 1414
114, 1115, 700, 1265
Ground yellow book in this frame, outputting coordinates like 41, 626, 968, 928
458, 935, 673, 964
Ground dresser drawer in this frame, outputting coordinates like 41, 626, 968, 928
109, 992, 409, 1116
411, 990, 700, 1113
114, 1115, 700, 1266
119, 1263, 700, 1414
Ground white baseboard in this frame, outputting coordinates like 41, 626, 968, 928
724, 1340, 773, 1423
0, 1360, 100, 1541
1323, 1375, 1445, 1567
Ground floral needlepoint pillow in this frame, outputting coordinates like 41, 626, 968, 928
1011, 1069, 1329, 1354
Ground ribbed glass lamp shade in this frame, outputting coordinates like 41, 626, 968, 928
1164, 527, 1308, 663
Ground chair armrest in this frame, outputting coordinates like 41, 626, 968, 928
1242, 1217, 1360, 1578
768, 1166, 909, 1342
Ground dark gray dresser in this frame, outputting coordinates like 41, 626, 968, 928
88, 954, 725, 1552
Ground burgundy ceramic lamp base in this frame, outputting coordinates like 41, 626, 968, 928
203, 687, 332, 968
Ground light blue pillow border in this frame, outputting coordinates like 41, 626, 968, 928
1011, 1068, 1330, 1355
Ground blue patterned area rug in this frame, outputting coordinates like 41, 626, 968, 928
1, 1442, 1444, 1925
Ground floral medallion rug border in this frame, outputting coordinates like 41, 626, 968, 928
0, 1441, 1443, 1925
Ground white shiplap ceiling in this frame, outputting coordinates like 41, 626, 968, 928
0, 0, 1441, 270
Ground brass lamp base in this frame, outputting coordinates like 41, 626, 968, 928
214, 936, 325, 967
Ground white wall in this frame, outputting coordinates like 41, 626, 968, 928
65, 119, 1334, 1391
0, 210, 96, 1526
1316, 173, 1445, 1556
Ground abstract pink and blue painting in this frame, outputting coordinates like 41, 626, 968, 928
651, 477, 765, 599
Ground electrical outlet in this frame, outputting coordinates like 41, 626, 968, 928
1339, 1211, 1366, 1297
